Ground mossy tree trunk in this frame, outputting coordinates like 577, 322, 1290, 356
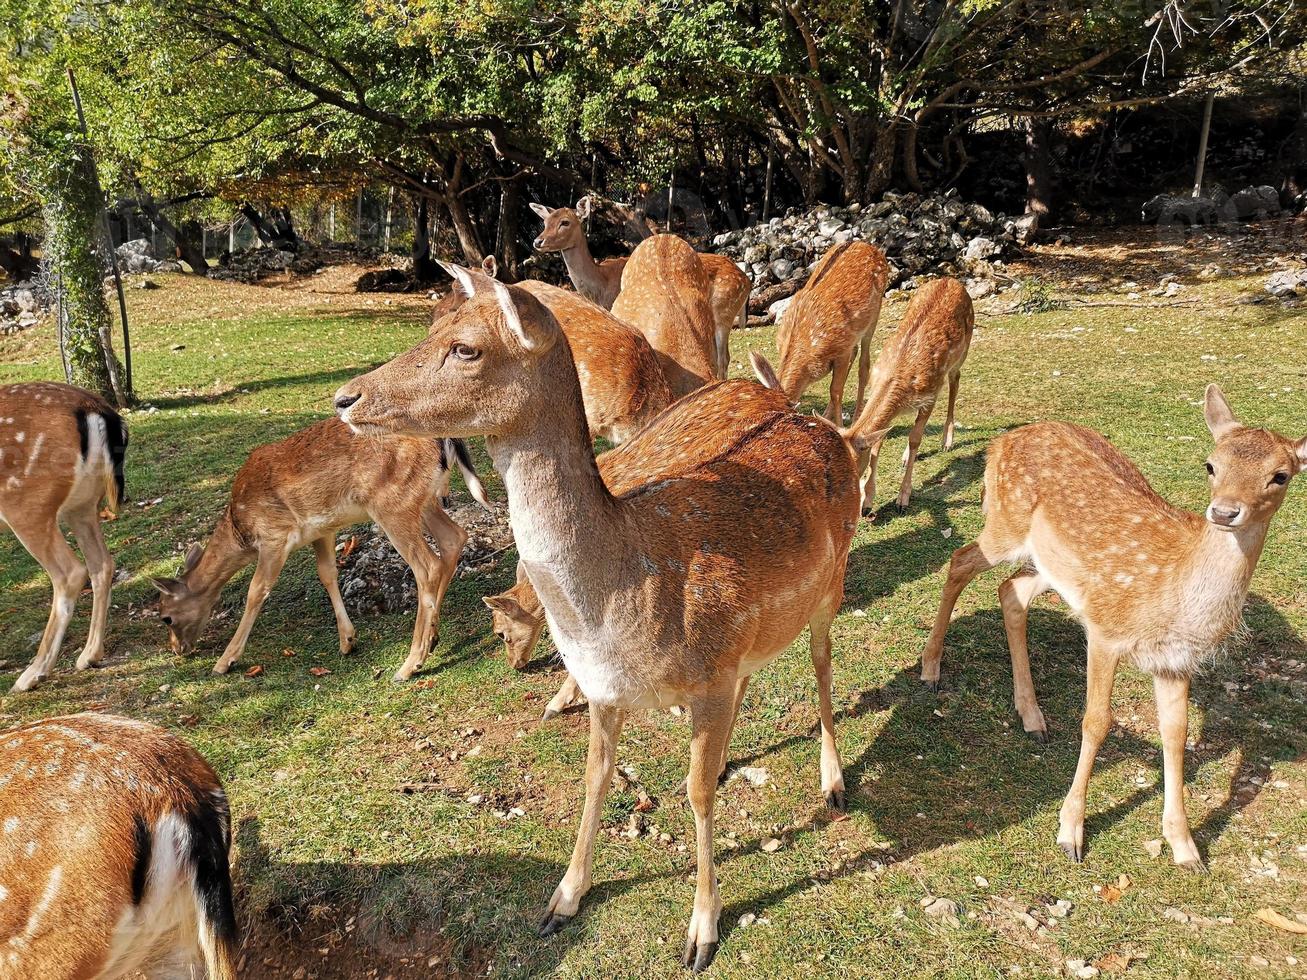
40, 141, 130, 405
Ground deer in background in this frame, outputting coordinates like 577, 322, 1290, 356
435, 264, 674, 445
844, 277, 974, 516
920, 386, 1305, 871
0, 382, 127, 693
531, 198, 750, 374
0, 713, 237, 979
334, 266, 859, 972
753, 241, 888, 425
612, 234, 721, 398
152, 419, 486, 682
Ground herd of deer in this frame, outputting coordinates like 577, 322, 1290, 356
1, 196, 1303, 977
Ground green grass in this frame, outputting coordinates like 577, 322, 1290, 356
1, 261, 1304, 979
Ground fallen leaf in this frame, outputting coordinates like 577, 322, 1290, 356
1254, 908, 1307, 934
178, 714, 199, 727
413, 679, 437, 689
282, 648, 296, 657
761, 837, 783, 853
1099, 884, 1122, 904
1094, 952, 1137, 974
828, 810, 850, 822
244, 665, 264, 678
309, 667, 332, 677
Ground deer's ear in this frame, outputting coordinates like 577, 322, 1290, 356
489, 279, 555, 353
529, 203, 551, 220
575, 196, 592, 220
480, 255, 499, 279
151, 576, 181, 597
482, 595, 519, 615
1295, 435, 1307, 473
183, 543, 203, 573
1203, 383, 1240, 440
436, 261, 476, 297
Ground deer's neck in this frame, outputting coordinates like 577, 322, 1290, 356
487, 351, 629, 644
1167, 518, 1269, 650
188, 513, 256, 601
558, 236, 612, 302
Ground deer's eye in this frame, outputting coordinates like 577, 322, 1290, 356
1271, 472, 1289, 486
559, 220, 570, 227
451, 343, 480, 362
1204, 462, 1214, 476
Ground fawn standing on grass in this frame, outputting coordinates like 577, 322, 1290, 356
758, 240, 888, 424
920, 386, 1305, 870
0, 382, 127, 693
0, 713, 238, 979
844, 277, 974, 516
334, 265, 859, 972
152, 418, 485, 682
531, 199, 749, 375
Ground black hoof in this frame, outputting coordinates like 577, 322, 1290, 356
541, 707, 560, 722
1178, 858, 1208, 875
826, 790, 847, 813
1028, 728, 1048, 745
683, 939, 719, 973
923, 678, 940, 693
1059, 842, 1083, 863
537, 911, 572, 937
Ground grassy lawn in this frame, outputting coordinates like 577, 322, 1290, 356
1, 239, 1304, 979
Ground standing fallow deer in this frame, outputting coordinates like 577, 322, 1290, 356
334, 266, 859, 972
920, 386, 1306, 871
0, 382, 127, 693
530, 198, 749, 374
435, 266, 673, 444
152, 418, 486, 682
611, 234, 721, 398
0, 713, 238, 979
844, 277, 974, 516
757, 240, 889, 424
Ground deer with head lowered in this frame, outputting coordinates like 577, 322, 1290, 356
611, 233, 722, 398
0, 382, 128, 693
752, 240, 888, 425
152, 419, 486, 682
920, 386, 1305, 870
0, 713, 237, 979
843, 277, 974, 516
334, 264, 859, 972
531, 198, 749, 375
434, 264, 673, 445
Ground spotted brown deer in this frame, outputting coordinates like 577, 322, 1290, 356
334, 266, 859, 972
919, 386, 1305, 870
0, 713, 237, 979
611, 234, 721, 398
435, 264, 673, 444
152, 418, 485, 682
530, 198, 749, 374
0, 382, 127, 693
844, 277, 974, 515
754, 241, 888, 424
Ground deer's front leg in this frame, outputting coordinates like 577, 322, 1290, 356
213, 547, 288, 674
538, 702, 625, 935
1154, 673, 1204, 871
683, 685, 736, 973
1057, 638, 1120, 861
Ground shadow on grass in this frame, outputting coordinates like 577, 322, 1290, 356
151, 362, 388, 410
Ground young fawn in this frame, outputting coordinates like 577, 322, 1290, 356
920, 386, 1305, 870
531, 199, 747, 375
845, 277, 974, 515
0, 713, 237, 979
485, 379, 797, 720
435, 265, 673, 444
152, 418, 485, 682
0, 382, 127, 692
335, 267, 859, 972
758, 240, 888, 424
611, 234, 721, 398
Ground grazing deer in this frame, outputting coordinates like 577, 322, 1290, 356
435, 266, 674, 445
0, 713, 237, 979
530, 198, 748, 374
758, 241, 888, 424
920, 386, 1305, 870
611, 234, 721, 398
0, 382, 127, 693
334, 266, 859, 972
844, 277, 974, 515
152, 418, 486, 682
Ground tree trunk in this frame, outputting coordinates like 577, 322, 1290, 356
1024, 117, 1055, 224
411, 194, 438, 282
239, 203, 299, 249
443, 191, 483, 265
41, 146, 128, 404
495, 179, 523, 281
902, 120, 924, 192
137, 194, 208, 274
864, 122, 899, 200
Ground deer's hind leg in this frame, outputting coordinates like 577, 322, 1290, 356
67, 501, 114, 671
853, 333, 872, 420
11, 517, 87, 692
998, 568, 1050, 740
897, 404, 933, 510
942, 369, 962, 450
826, 355, 852, 425
809, 598, 846, 810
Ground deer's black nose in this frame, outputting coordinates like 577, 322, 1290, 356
533, 237, 544, 248
334, 392, 361, 412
